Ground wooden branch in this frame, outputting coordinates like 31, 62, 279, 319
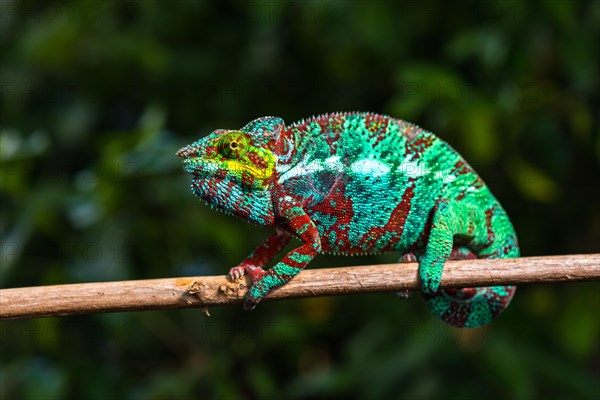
1, 254, 598, 320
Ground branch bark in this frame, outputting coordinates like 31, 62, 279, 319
1, 254, 598, 320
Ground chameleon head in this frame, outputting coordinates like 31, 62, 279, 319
176, 117, 284, 225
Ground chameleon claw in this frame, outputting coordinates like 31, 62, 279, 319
243, 297, 259, 311
396, 290, 413, 299
399, 253, 418, 263
228, 265, 266, 283
420, 276, 441, 295
229, 265, 267, 310
228, 265, 248, 281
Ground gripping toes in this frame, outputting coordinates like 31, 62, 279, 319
419, 255, 446, 295
228, 266, 246, 281
399, 253, 418, 263
229, 265, 269, 310
229, 265, 266, 282
419, 200, 456, 295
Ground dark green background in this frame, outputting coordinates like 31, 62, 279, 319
1, 1, 599, 399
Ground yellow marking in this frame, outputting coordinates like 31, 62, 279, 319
221, 148, 276, 185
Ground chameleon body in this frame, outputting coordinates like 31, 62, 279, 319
177, 112, 519, 328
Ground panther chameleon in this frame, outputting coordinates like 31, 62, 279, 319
176, 112, 519, 328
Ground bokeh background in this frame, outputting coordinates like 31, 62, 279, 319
1, 1, 599, 399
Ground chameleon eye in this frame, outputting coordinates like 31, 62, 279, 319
219, 132, 249, 159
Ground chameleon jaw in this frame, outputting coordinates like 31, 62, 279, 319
179, 137, 277, 189
182, 157, 274, 190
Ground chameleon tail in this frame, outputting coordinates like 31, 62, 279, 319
423, 285, 516, 328
422, 246, 517, 328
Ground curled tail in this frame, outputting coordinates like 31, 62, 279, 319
422, 246, 518, 328
423, 285, 516, 328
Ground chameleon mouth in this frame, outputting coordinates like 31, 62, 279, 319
181, 157, 219, 176
185, 160, 229, 184
182, 158, 198, 174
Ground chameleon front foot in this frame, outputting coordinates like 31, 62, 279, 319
231, 266, 267, 311
226, 265, 268, 310
228, 266, 246, 281
228, 265, 266, 282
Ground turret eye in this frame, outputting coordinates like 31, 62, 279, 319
219, 132, 248, 159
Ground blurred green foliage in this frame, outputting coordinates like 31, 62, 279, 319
1, 0, 599, 399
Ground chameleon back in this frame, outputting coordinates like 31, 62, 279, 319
281, 113, 518, 327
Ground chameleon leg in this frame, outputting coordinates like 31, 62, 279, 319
228, 227, 292, 281
420, 204, 519, 327
244, 205, 321, 310
419, 200, 456, 295
419, 199, 494, 294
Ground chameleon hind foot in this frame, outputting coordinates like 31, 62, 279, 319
399, 253, 418, 263
396, 253, 419, 298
